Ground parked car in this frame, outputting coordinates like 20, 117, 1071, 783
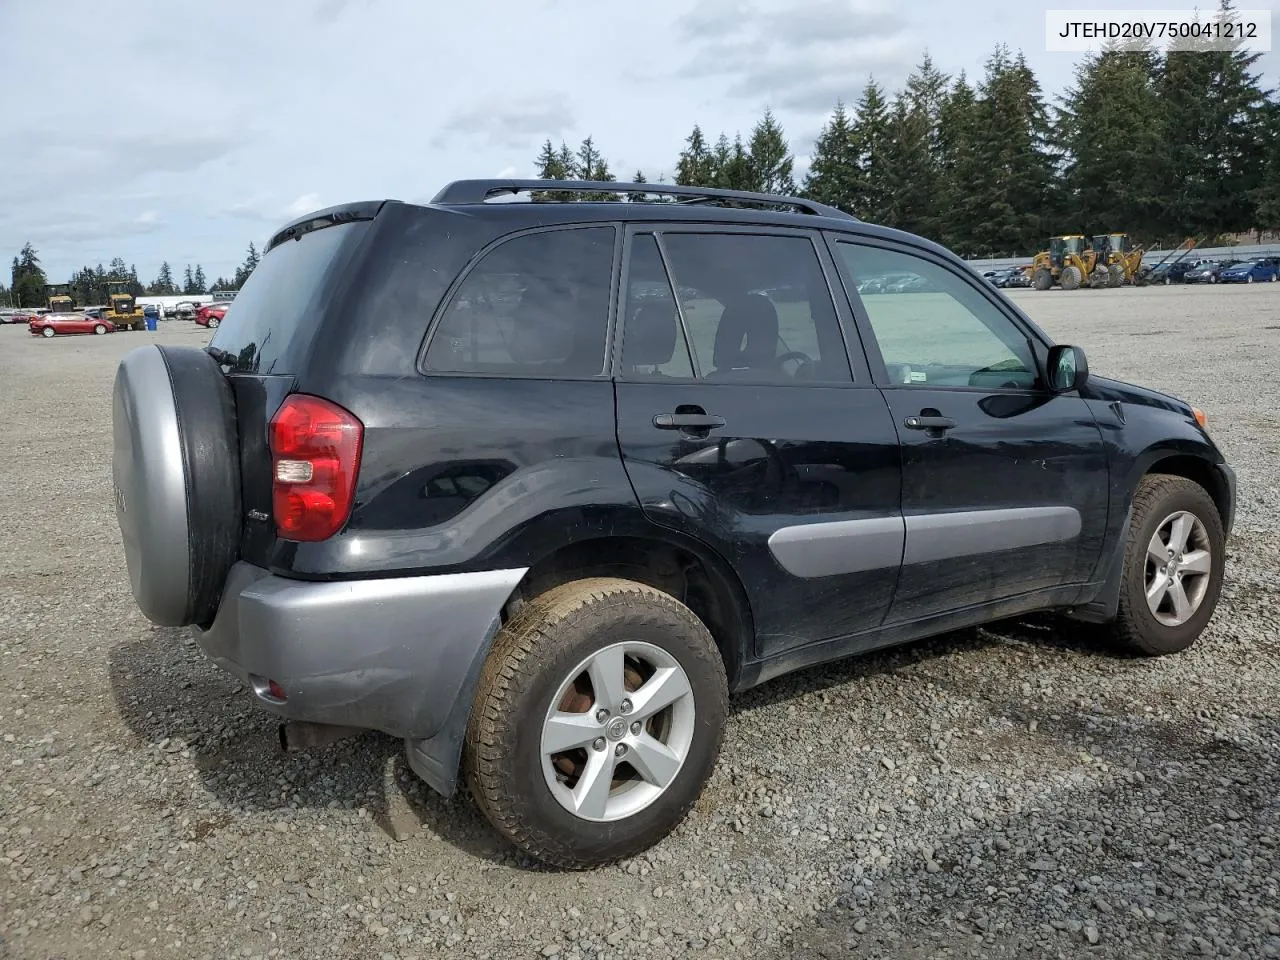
173, 301, 198, 320
29, 314, 114, 337
195, 303, 228, 327
0, 309, 30, 324
111, 179, 1235, 870
1182, 259, 1241, 284
1217, 257, 1280, 283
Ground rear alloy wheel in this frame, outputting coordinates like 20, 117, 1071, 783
41, 326, 55, 338
94, 324, 107, 335
464, 578, 728, 869
1109, 474, 1224, 655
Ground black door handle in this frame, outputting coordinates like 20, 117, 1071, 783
904, 415, 957, 431
653, 412, 726, 431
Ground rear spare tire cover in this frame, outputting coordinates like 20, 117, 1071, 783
112, 345, 240, 627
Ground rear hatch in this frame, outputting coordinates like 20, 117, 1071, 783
206, 203, 381, 569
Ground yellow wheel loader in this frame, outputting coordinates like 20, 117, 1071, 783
104, 280, 145, 331
1030, 235, 1105, 290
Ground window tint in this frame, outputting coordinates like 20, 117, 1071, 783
424, 226, 614, 377
619, 235, 694, 378
623, 231, 850, 384
209, 220, 368, 374
836, 242, 1040, 390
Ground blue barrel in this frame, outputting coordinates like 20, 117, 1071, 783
145, 315, 158, 331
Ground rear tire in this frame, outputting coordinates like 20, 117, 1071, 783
1108, 475, 1225, 656
41, 326, 55, 337
1032, 267, 1053, 291
208, 317, 220, 329
1060, 265, 1082, 290
94, 324, 107, 335
464, 577, 728, 869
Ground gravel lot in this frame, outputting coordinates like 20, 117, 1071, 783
2, 284, 1278, 960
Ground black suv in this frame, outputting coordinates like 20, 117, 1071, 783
112, 179, 1235, 869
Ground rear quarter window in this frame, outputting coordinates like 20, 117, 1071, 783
422, 226, 616, 379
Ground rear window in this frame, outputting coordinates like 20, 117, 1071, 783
209, 220, 369, 374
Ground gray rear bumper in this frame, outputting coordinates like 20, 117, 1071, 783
192, 561, 526, 740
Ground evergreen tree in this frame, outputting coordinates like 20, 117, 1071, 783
232, 243, 260, 288
193, 265, 207, 293
802, 102, 862, 214
108, 256, 129, 279
850, 79, 893, 222
746, 108, 796, 195
533, 138, 574, 200
576, 136, 618, 200
1056, 48, 1165, 239
966, 47, 1058, 255
10, 243, 46, 308
627, 170, 650, 203
935, 72, 985, 253
675, 125, 717, 186
151, 261, 176, 295
880, 92, 936, 237
183, 264, 196, 295
711, 133, 753, 191
1154, 0, 1270, 237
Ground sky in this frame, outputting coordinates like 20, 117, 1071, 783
2, 0, 1278, 285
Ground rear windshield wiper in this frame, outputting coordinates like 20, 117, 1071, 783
206, 346, 249, 371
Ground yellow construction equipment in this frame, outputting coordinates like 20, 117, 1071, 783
1030, 235, 1106, 290
45, 283, 75, 313
1091, 233, 1146, 287
104, 280, 145, 331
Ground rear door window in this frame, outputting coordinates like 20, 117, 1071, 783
423, 226, 616, 378
209, 220, 370, 374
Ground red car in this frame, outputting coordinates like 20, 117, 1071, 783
29, 314, 116, 337
195, 304, 228, 328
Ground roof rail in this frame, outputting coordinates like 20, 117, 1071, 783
430, 179, 858, 221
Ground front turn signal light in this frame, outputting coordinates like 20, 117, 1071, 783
1192, 407, 1207, 429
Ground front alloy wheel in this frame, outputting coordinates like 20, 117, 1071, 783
1110, 474, 1225, 655
1144, 510, 1213, 627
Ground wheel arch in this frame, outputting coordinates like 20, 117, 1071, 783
405, 529, 756, 799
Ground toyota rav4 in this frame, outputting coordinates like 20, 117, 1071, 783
112, 179, 1236, 869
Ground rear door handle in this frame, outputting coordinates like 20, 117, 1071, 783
904, 415, 957, 431
653, 413, 726, 431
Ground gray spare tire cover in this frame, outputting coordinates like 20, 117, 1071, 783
112, 345, 240, 627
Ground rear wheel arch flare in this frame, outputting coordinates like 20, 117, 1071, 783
506, 534, 755, 688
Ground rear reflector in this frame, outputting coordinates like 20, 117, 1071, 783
268, 394, 363, 542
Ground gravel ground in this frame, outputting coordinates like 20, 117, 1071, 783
1, 285, 1278, 960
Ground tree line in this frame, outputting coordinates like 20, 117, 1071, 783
3, 241, 263, 309
534, 8, 1275, 257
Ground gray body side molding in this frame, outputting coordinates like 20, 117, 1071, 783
767, 507, 1082, 578
192, 562, 526, 747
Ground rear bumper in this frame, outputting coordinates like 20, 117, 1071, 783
191, 561, 526, 739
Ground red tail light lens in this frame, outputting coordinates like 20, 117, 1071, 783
268, 394, 363, 542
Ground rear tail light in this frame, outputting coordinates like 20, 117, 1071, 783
268, 394, 363, 542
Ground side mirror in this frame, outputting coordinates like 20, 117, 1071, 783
1047, 344, 1089, 393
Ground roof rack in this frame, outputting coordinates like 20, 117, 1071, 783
430, 179, 858, 221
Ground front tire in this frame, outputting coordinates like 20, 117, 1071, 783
1109, 475, 1225, 656
94, 324, 107, 335
208, 317, 220, 329
464, 577, 728, 869
42, 326, 55, 338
